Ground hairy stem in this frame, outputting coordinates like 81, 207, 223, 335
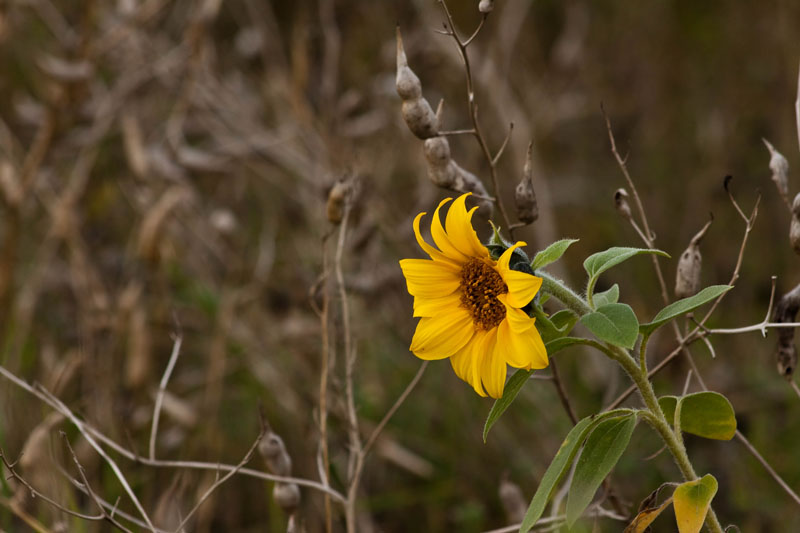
538, 271, 591, 316
541, 272, 724, 532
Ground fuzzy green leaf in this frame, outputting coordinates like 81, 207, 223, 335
584, 247, 669, 288
658, 392, 737, 440
640, 285, 733, 334
483, 369, 532, 443
520, 410, 632, 532
673, 474, 718, 533
544, 336, 592, 356
531, 239, 580, 270
534, 306, 579, 344
580, 303, 640, 349
566, 414, 638, 526
593, 284, 620, 307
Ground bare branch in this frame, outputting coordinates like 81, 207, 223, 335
150, 334, 183, 461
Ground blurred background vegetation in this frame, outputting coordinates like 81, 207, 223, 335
1, 0, 799, 531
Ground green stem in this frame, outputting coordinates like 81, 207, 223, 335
639, 332, 651, 374
610, 344, 724, 532
539, 271, 591, 316
539, 270, 725, 533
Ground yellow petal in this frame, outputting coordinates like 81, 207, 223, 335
399, 258, 460, 299
502, 270, 543, 309
497, 314, 549, 370
413, 292, 462, 317
450, 330, 490, 397
496, 241, 526, 272
498, 296, 536, 332
410, 309, 474, 360
445, 193, 488, 258
482, 335, 509, 399
412, 212, 460, 266
431, 198, 469, 262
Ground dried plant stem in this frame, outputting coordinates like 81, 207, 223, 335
791, 380, 800, 401
172, 428, 264, 532
602, 106, 670, 303
62, 435, 135, 533
0, 496, 53, 533
601, 123, 796, 510
438, 0, 514, 235
336, 204, 362, 483
34, 386, 157, 531
318, 233, 334, 533
0, 449, 106, 524
149, 334, 183, 460
605, 190, 759, 406
734, 430, 800, 506
346, 361, 429, 533
548, 358, 577, 424
707, 322, 800, 335
0, 363, 346, 503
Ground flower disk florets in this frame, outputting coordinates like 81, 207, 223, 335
460, 258, 508, 330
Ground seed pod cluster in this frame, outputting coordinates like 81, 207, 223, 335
791, 193, 800, 254
396, 26, 491, 214
396, 28, 438, 140
762, 138, 790, 208
259, 427, 301, 514
423, 136, 491, 212
674, 217, 712, 299
773, 284, 800, 379
613, 188, 632, 221
514, 142, 538, 224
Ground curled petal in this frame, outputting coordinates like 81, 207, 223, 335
412, 212, 460, 266
431, 198, 469, 262
496, 241, 526, 272
445, 193, 488, 258
497, 313, 549, 370
503, 270, 542, 309
499, 299, 536, 332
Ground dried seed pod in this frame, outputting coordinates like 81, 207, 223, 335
614, 188, 632, 221
258, 422, 302, 516
259, 430, 293, 477
674, 217, 712, 299
326, 179, 349, 224
423, 136, 492, 212
273, 482, 301, 513
791, 193, 800, 254
396, 27, 438, 139
498, 475, 526, 523
479, 0, 495, 13
762, 138, 790, 208
514, 142, 538, 224
773, 284, 800, 378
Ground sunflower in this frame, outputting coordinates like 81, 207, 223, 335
399, 193, 548, 399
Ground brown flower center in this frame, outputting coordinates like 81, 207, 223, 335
460, 258, 508, 330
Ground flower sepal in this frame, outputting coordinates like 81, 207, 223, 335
486, 221, 533, 275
